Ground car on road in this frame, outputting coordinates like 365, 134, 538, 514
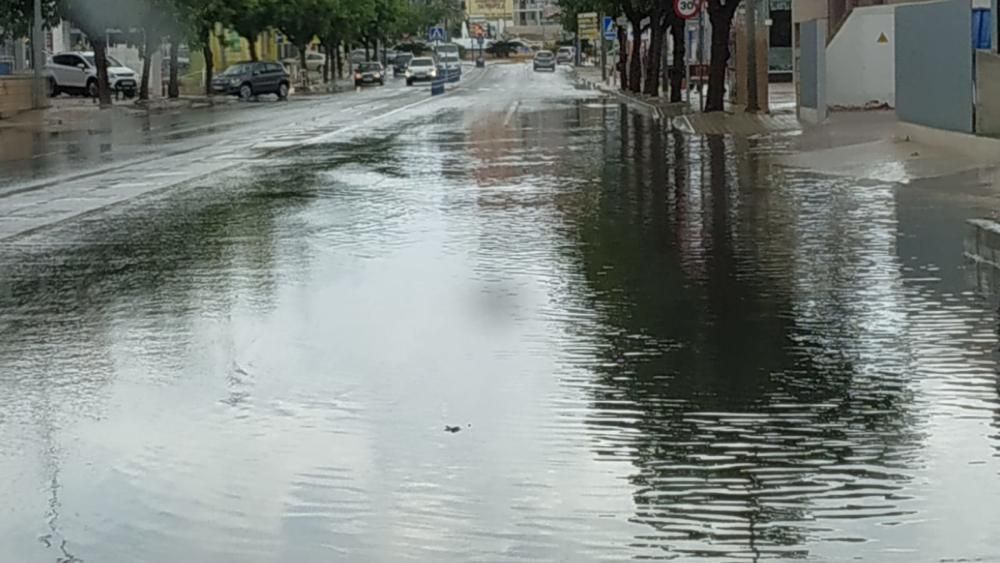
556, 46, 575, 65
393, 53, 413, 77
533, 50, 556, 72
405, 57, 438, 85
440, 54, 462, 80
46, 51, 138, 98
355, 62, 385, 86
349, 49, 369, 66
283, 51, 326, 72
211, 61, 290, 100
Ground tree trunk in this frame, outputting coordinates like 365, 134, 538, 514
644, 20, 665, 96
299, 44, 309, 87
168, 36, 180, 98
706, 1, 739, 112
139, 32, 154, 100
322, 42, 330, 83
92, 38, 112, 107
336, 43, 343, 78
617, 26, 628, 89
203, 41, 214, 97
670, 21, 685, 103
248, 37, 258, 61
628, 18, 642, 93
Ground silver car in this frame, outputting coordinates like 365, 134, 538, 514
440, 55, 462, 80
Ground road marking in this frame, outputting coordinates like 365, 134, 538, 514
503, 101, 521, 127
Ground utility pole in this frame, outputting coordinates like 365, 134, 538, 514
31, 0, 45, 109
600, 13, 606, 82
745, 0, 760, 112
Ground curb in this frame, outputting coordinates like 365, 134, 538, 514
572, 71, 668, 122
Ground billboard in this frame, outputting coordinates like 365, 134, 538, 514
467, 0, 513, 19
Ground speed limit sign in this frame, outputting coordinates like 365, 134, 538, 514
674, 0, 703, 18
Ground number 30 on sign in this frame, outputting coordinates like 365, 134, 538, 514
674, 0, 703, 18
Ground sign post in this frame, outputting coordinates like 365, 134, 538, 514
578, 11, 599, 66
675, 0, 703, 106
601, 16, 615, 82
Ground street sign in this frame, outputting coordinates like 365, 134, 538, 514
674, 0, 703, 19
578, 11, 599, 41
428, 26, 446, 43
602, 16, 616, 41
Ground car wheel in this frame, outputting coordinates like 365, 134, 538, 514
277, 82, 289, 100
86, 79, 98, 99
48, 78, 59, 97
239, 83, 253, 100
406, 79, 413, 86
379, 79, 384, 86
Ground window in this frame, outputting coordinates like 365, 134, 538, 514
266, 63, 283, 73
53, 54, 81, 67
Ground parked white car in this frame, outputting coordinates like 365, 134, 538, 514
46, 51, 138, 98
283, 51, 326, 72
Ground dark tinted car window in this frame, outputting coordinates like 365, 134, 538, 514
359, 63, 382, 71
53, 54, 79, 66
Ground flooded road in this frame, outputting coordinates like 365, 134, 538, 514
2, 64, 1000, 562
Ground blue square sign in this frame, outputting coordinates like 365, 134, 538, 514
428, 27, 446, 42
603, 16, 616, 40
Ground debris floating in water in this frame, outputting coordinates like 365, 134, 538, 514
444, 426, 462, 433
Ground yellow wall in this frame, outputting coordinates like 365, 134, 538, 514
210, 29, 279, 70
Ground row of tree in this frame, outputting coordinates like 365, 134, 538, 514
0, 0, 457, 106
557, 0, 742, 112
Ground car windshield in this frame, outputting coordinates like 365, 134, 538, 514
221, 63, 252, 75
536, 52, 553, 59
83, 55, 124, 67
411, 59, 433, 67
359, 63, 381, 71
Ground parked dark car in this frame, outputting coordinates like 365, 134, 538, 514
355, 62, 385, 87
211, 61, 290, 100
393, 53, 413, 77
533, 50, 556, 72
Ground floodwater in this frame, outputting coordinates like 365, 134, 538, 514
2, 65, 1000, 562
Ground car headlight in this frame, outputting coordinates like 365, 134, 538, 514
405, 70, 412, 77
229, 78, 241, 86
108, 73, 117, 80
430, 69, 437, 77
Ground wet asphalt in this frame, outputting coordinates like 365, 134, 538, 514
2, 63, 1000, 562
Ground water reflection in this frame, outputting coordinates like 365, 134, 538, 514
569, 110, 1000, 559
1, 79, 999, 562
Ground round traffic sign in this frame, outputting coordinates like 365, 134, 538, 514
674, 0, 703, 19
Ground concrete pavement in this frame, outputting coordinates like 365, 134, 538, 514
0, 68, 487, 243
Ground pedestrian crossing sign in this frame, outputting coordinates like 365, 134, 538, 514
428, 27, 446, 43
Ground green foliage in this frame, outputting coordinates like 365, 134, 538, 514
0, 0, 60, 38
229, 0, 278, 44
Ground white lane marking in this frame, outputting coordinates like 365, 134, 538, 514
503, 101, 521, 127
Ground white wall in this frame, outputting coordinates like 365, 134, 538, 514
825, 5, 896, 108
